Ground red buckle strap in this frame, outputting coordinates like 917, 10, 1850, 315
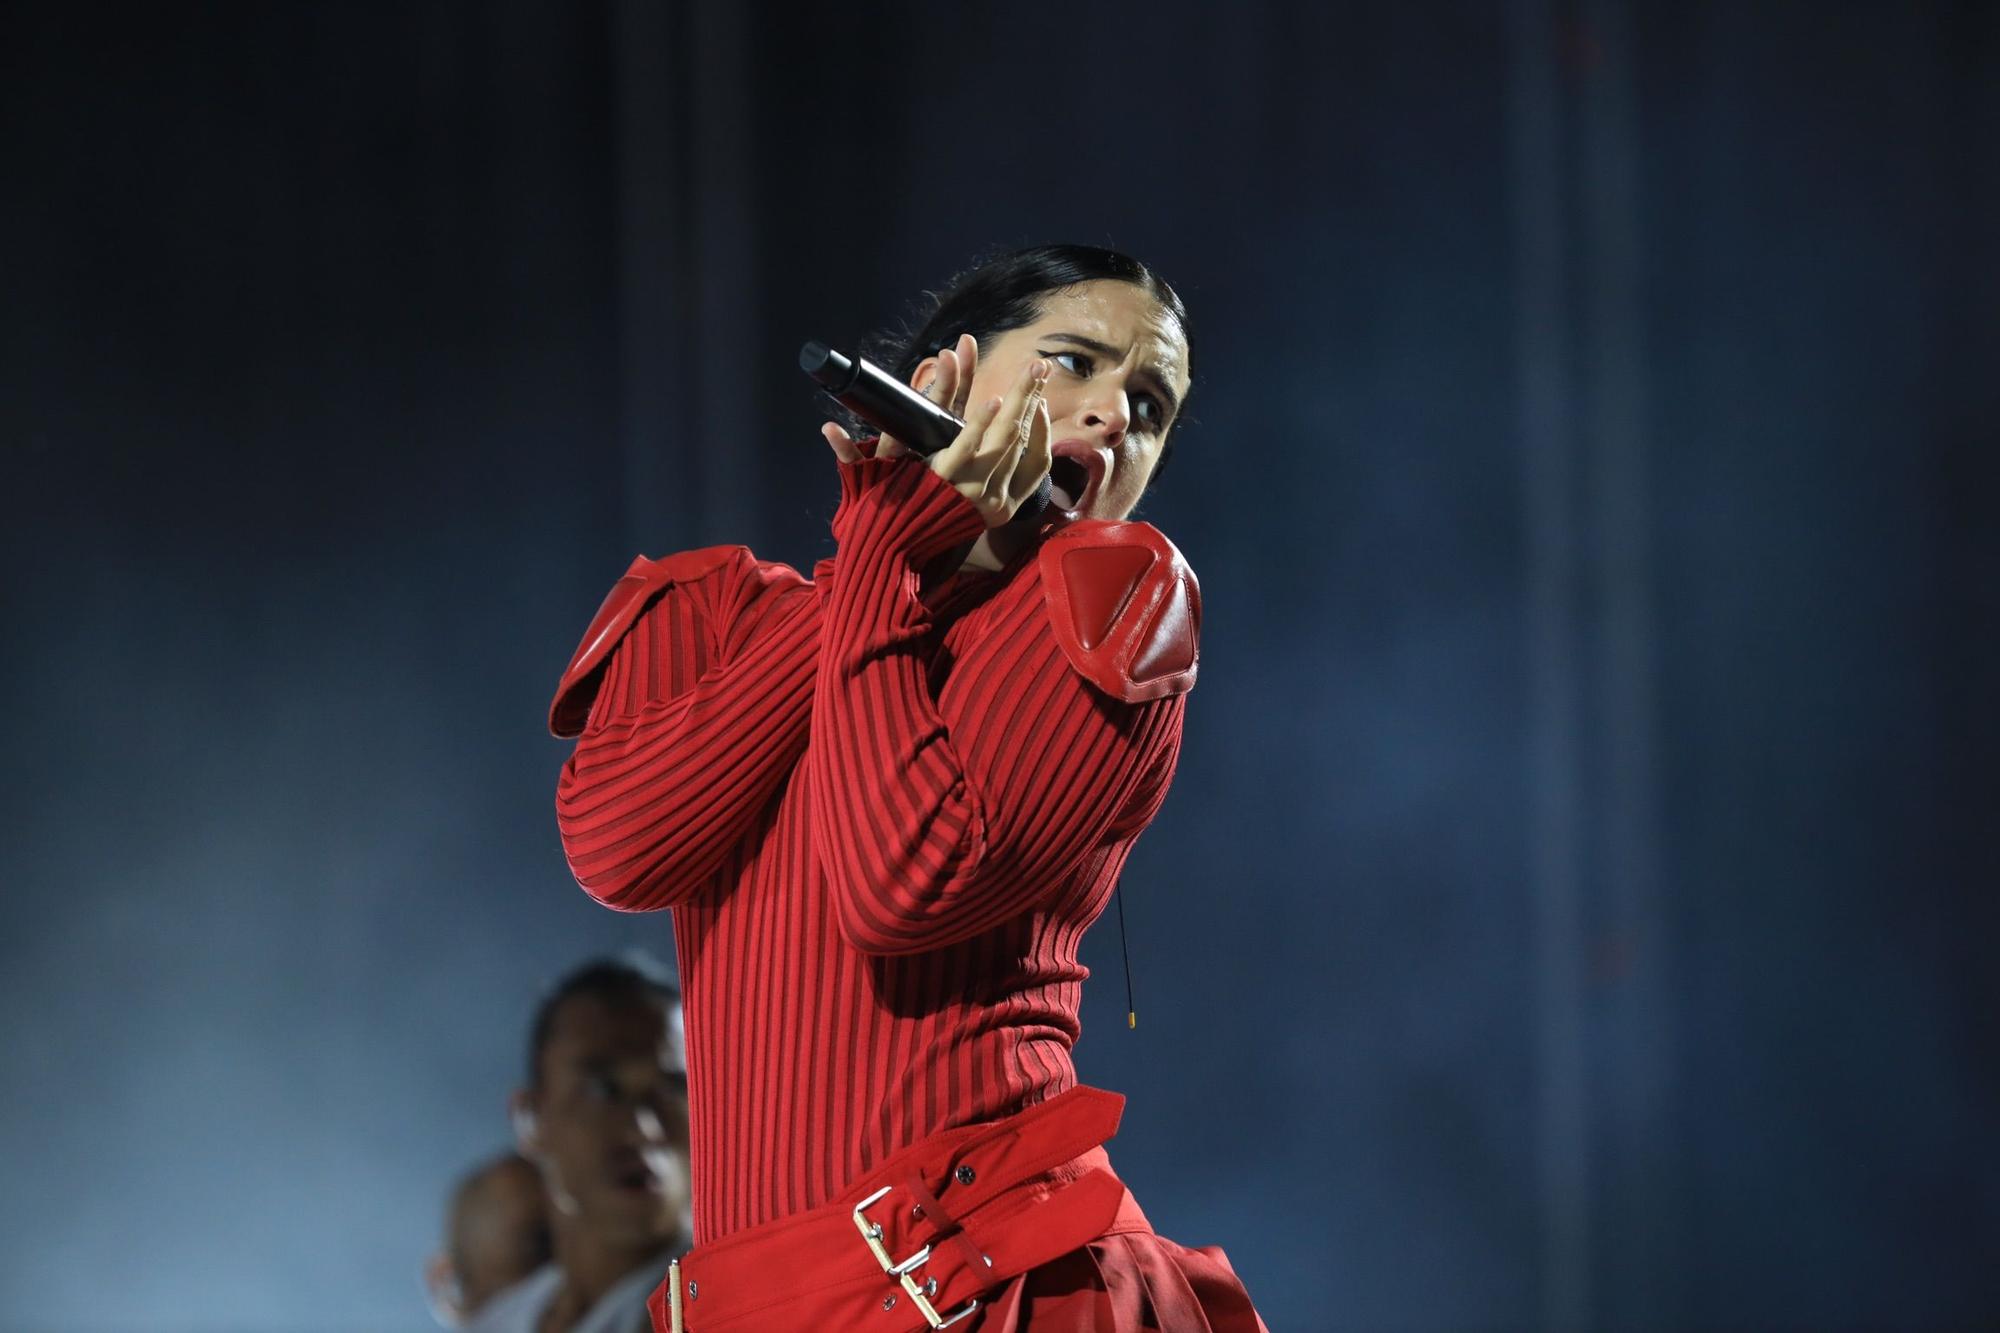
654, 1086, 1127, 1332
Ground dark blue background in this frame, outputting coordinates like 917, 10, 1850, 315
3, 3, 1994, 1329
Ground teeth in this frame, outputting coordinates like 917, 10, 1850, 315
1051, 482, 1079, 510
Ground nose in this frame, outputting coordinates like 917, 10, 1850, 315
1074, 386, 1129, 445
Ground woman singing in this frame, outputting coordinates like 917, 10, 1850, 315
550, 245, 1264, 1331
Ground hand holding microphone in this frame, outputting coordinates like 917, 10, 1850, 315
804, 333, 1053, 527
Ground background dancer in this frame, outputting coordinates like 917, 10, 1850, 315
471, 958, 692, 1333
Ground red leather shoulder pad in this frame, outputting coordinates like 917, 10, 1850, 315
548, 546, 742, 738
1037, 521, 1200, 703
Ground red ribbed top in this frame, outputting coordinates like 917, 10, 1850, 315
555, 459, 1185, 1242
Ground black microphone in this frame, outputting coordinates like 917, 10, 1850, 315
800, 340, 1051, 524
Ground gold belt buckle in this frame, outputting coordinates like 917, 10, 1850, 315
851, 1185, 980, 1329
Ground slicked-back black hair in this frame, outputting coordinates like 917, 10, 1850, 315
860, 243, 1191, 483
526, 954, 680, 1088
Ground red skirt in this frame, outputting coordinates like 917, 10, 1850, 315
970, 1187, 1268, 1332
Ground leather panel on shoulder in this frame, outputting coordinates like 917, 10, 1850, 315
1038, 521, 1200, 703
548, 546, 742, 738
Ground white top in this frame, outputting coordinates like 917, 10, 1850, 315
464, 1256, 669, 1333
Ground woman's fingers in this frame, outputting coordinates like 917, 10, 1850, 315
822, 420, 863, 463
977, 368, 1043, 502
930, 387, 1003, 478
865, 348, 1047, 527
825, 420, 908, 462
915, 333, 981, 418
974, 359, 1044, 476
928, 358, 1050, 526
981, 357, 1048, 457
950, 334, 978, 417
927, 345, 958, 412
1010, 393, 1053, 510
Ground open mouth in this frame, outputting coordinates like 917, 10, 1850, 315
609, 1151, 662, 1192
615, 1166, 662, 1193
1048, 456, 1091, 513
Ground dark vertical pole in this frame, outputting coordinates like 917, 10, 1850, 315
1510, 0, 1591, 1327
1581, 0, 1677, 1324
684, 0, 762, 547
609, 0, 691, 553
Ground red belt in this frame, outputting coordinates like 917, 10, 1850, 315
651, 1085, 1130, 1332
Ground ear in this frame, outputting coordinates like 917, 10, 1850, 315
910, 356, 941, 397
509, 1089, 540, 1155
423, 1251, 466, 1327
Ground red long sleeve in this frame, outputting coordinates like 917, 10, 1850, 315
809, 458, 1185, 955
553, 464, 1191, 1243
556, 549, 820, 911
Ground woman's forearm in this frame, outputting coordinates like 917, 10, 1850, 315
558, 558, 820, 912
808, 458, 1182, 955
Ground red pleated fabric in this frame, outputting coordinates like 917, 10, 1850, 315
975, 1221, 1269, 1333
556, 455, 1260, 1331
555, 458, 1188, 1244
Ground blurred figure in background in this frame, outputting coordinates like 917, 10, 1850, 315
424, 1151, 552, 1326
470, 955, 692, 1333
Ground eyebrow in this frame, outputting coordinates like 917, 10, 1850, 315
1039, 332, 1183, 424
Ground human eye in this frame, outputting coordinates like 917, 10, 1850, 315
1041, 349, 1092, 376
1133, 395, 1165, 431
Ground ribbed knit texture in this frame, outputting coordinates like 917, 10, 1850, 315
556, 459, 1186, 1243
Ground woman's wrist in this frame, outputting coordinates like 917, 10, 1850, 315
832, 456, 988, 567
